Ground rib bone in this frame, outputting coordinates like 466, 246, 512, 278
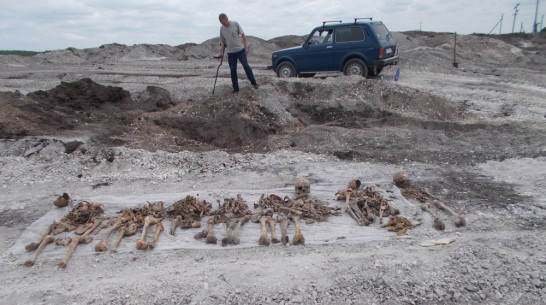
24, 235, 54, 267
58, 218, 101, 268
95, 220, 122, 252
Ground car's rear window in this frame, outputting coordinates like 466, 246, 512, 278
372, 23, 391, 40
335, 27, 364, 43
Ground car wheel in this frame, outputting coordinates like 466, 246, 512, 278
343, 59, 368, 77
277, 62, 296, 78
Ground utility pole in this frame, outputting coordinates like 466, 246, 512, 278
500, 14, 504, 34
512, 3, 520, 33
533, 0, 540, 34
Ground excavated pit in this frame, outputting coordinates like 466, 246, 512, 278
1, 76, 544, 165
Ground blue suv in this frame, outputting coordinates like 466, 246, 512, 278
271, 18, 398, 78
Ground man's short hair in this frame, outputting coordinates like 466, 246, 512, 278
219, 13, 228, 21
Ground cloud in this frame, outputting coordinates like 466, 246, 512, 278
0, 0, 543, 51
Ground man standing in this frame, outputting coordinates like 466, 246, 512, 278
217, 13, 259, 93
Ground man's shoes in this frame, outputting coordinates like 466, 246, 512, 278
253, 84, 259, 89
232, 89, 239, 93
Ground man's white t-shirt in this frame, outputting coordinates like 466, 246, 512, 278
220, 21, 245, 54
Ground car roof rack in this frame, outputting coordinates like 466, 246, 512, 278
322, 20, 342, 27
354, 17, 373, 23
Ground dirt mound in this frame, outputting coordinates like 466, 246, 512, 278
268, 35, 307, 49
27, 78, 131, 110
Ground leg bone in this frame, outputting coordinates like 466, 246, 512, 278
24, 235, 54, 267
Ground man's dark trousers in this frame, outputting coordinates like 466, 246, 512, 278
227, 49, 257, 92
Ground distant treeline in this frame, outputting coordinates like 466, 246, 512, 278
0, 50, 39, 56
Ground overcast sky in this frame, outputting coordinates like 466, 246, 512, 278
1, 0, 544, 51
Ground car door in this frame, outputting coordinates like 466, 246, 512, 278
332, 26, 374, 68
300, 28, 335, 72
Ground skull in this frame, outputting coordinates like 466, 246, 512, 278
295, 178, 310, 197
393, 171, 411, 188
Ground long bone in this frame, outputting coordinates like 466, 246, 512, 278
432, 200, 466, 227
279, 215, 290, 245
138, 222, 164, 250
259, 216, 271, 246
291, 215, 305, 245
229, 215, 249, 245
111, 222, 138, 253
205, 218, 217, 244
222, 219, 238, 246
24, 235, 54, 267
95, 219, 123, 252
420, 202, 445, 231
58, 218, 102, 268
25, 223, 53, 252
422, 188, 466, 227
136, 216, 162, 250
268, 217, 280, 244
170, 215, 182, 235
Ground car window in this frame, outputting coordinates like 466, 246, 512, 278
372, 23, 391, 40
335, 26, 365, 43
308, 29, 333, 45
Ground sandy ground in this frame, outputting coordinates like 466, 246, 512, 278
0, 31, 546, 304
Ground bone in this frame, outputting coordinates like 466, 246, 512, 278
170, 215, 182, 235
24, 235, 54, 267
75, 222, 93, 235
229, 216, 249, 245
136, 216, 163, 249
136, 216, 151, 250
268, 217, 280, 244
25, 223, 53, 252
52, 221, 70, 235
291, 215, 305, 245
58, 218, 101, 268
95, 220, 122, 252
279, 215, 290, 245
222, 218, 238, 246
138, 222, 164, 250
420, 202, 445, 231
250, 208, 274, 223
432, 200, 466, 227
205, 218, 217, 244
111, 222, 138, 253
259, 216, 271, 246
194, 229, 208, 240
379, 202, 388, 225
53, 193, 70, 208
55, 237, 72, 246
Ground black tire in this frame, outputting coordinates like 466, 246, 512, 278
276, 62, 296, 78
343, 58, 368, 77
